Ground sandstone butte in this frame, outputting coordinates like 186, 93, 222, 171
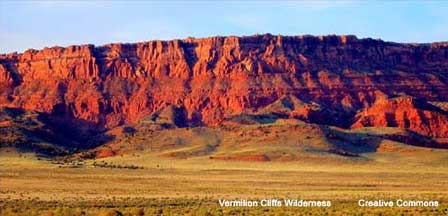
0, 34, 447, 139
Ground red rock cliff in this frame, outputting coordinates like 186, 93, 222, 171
351, 96, 448, 138
1, 34, 447, 136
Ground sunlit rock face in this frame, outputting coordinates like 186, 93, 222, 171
0, 34, 447, 136
351, 96, 448, 138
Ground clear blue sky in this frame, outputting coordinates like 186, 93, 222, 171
1, 1, 447, 53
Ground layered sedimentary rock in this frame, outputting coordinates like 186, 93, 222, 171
352, 96, 448, 137
0, 34, 447, 137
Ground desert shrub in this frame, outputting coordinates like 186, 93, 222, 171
98, 209, 123, 216
93, 161, 143, 169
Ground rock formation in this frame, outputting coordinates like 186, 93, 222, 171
0, 34, 447, 138
351, 96, 448, 138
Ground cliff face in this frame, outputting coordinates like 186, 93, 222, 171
1, 34, 447, 137
351, 96, 448, 138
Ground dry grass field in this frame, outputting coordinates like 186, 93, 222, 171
1, 147, 448, 215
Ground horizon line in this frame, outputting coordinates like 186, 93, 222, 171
2, 33, 448, 55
